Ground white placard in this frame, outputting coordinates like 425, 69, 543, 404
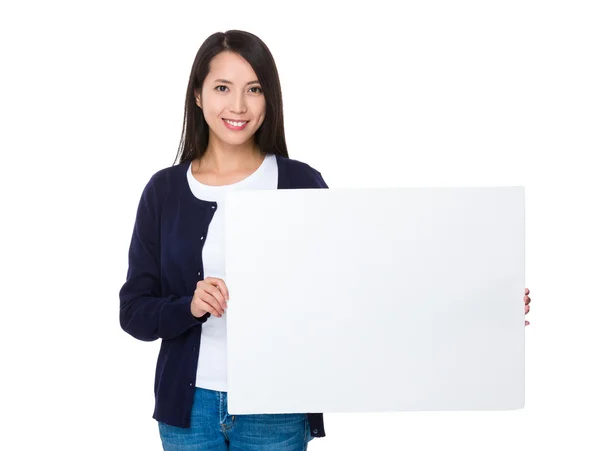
225, 187, 525, 413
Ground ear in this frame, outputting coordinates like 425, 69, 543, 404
194, 89, 202, 109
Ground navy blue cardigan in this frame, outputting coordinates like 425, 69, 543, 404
119, 154, 328, 437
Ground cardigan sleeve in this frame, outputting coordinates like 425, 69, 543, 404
119, 176, 207, 342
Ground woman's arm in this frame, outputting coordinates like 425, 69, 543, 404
119, 177, 206, 342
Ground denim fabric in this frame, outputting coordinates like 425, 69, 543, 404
158, 387, 314, 450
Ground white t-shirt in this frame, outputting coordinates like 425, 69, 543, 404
186, 153, 278, 392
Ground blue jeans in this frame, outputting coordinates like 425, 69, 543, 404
158, 387, 314, 450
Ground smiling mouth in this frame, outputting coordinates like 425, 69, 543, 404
222, 118, 250, 130
223, 119, 249, 124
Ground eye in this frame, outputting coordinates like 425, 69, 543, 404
214, 85, 262, 93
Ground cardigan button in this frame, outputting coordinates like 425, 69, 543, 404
189, 383, 193, 387
312, 429, 318, 434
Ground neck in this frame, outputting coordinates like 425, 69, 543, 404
198, 139, 263, 174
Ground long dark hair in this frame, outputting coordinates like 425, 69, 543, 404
172, 30, 289, 166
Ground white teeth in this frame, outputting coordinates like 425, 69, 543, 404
224, 119, 247, 126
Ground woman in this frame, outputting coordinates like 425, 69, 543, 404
119, 30, 327, 450
119, 29, 533, 451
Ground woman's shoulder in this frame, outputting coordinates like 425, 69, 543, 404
275, 154, 327, 188
145, 161, 188, 188
136, 162, 188, 204
275, 154, 324, 177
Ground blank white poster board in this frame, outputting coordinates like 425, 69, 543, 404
225, 187, 525, 414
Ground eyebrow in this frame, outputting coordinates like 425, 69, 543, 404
213, 79, 260, 86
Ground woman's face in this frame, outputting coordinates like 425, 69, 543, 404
196, 51, 266, 148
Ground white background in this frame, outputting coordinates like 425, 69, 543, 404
1, 0, 598, 450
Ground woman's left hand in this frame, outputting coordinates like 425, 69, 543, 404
524, 288, 531, 326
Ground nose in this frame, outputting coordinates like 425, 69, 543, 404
229, 91, 247, 114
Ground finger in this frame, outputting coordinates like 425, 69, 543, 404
525, 320, 530, 326
198, 299, 221, 317
215, 278, 230, 301
525, 305, 530, 314
218, 284, 229, 302
202, 278, 227, 309
525, 288, 530, 295
205, 277, 230, 303
199, 294, 225, 316
206, 285, 227, 312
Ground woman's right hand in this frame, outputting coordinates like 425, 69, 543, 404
191, 277, 229, 318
